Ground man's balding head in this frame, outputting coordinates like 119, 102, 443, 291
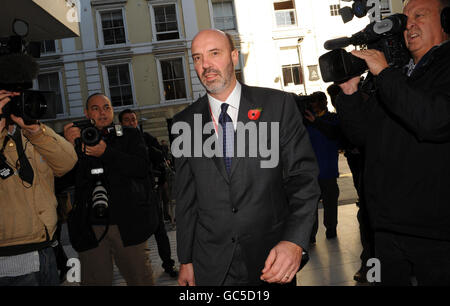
191, 29, 239, 101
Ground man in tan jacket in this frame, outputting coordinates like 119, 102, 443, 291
0, 90, 78, 285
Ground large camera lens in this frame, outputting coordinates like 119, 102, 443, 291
81, 126, 101, 146
92, 181, 108, 218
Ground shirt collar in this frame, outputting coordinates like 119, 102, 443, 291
207, 81, 241, 115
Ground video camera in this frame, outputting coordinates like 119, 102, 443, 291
0, 19, 56, 124
319, 14, 410, 84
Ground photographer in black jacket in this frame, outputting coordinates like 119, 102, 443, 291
119, 109, 178, 278
336, 0, 450, 285
63, 93, 156, 285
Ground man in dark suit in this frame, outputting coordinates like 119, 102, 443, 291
172, 29, 320, 286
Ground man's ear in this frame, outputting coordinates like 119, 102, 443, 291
232, 49, 239, 67
84, 109, 89, 119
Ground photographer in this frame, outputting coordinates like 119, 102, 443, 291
63, 93, 155, 286
118, 109, 178, 278
0, 90, 77, 286
303, 91, 341, 242
335, 0, 450, 285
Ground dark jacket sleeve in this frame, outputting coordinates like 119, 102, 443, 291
335, 91, 370, 148
376, 67, 450, 142
280, 93, 321, 251
100, 128, 149, 178
307, 113, 341, 140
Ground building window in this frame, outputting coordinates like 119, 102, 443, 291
380, 0, 391, 14
40, 40, 56, 54
106, 64, 133, 107
37, 72, 64, 115
159, 58, 187, 101
330, 4, 341, 16
282, 64, 303, 86
212, 0, 237, 31
153, 4, 180, 41
100, 10, 126, 45
273, 0, 297, 27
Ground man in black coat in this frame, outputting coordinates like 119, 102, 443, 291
173, 29, 320, 286
336, 0, 450, 285
64, 94, 157, 285
119, 109, 178, 278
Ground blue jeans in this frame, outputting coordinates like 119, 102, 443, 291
0, 247, 59, 286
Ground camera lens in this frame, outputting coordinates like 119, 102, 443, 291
81, 126, 101, 146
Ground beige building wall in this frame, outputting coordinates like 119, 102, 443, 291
195, 0, 212, 30
125, 0, 153, 44
131, 54, 161, 107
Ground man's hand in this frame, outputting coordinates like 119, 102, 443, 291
351, 49, 389, 76
0, 90, 20, 131
10, 114, 41, 134
63, 123, 81, 146
84, 140, 107, 157
260, 241, 302, 284
178, 263, 196, 286
304, 110, 316, 123
339, 76, 361, 95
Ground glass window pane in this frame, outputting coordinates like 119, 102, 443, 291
103, 29, 115, 45
172, 59, 184, 79
115, 28, 125, 44
282, 67, 292, 86
163, 81, 175, 100
118, 65, 130, 84
112, 11, 124, 27
107, 67, 119, 86
174, 79, 186, 99
160, 61, 173, 80
110, 87, 122, 106
101, 13, 112, 28
292, 66, 301, 85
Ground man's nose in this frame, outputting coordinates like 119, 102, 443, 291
406, 16, 414, 30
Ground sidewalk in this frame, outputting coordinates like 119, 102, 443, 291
62, 153, 362, 286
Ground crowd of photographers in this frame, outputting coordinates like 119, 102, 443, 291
1, 0, 450, 286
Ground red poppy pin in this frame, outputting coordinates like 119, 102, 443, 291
248, 108, 262, 120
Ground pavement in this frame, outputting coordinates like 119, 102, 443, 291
61, 152, 361, 286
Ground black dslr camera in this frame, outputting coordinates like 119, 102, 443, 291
319, 14, 410, 84
72, 119, 123, 146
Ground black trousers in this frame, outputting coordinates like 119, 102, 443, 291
311, 178, 339, 238
153, 199, 174, 270
375, 231, 450, 286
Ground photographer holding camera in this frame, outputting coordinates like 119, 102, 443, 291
0, 90, 77, 286
335, 0, 450, 285
63, 93, 156, 286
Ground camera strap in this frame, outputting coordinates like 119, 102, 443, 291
0, 136, 14, 180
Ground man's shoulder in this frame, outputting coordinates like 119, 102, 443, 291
173, 96, 207, 122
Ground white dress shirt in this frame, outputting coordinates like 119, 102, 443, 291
207, 81, 242, 133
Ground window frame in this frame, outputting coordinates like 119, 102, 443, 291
209, 0, 238, 32
273, 0, 298, 28
95, 6, 129, 48
101, 61, 137, 109
149, 1, 183, 42
155, 54, 189, 103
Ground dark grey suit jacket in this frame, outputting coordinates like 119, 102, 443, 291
173, 84, 320, 285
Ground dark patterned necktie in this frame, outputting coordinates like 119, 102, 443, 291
218, 103, 234, 174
